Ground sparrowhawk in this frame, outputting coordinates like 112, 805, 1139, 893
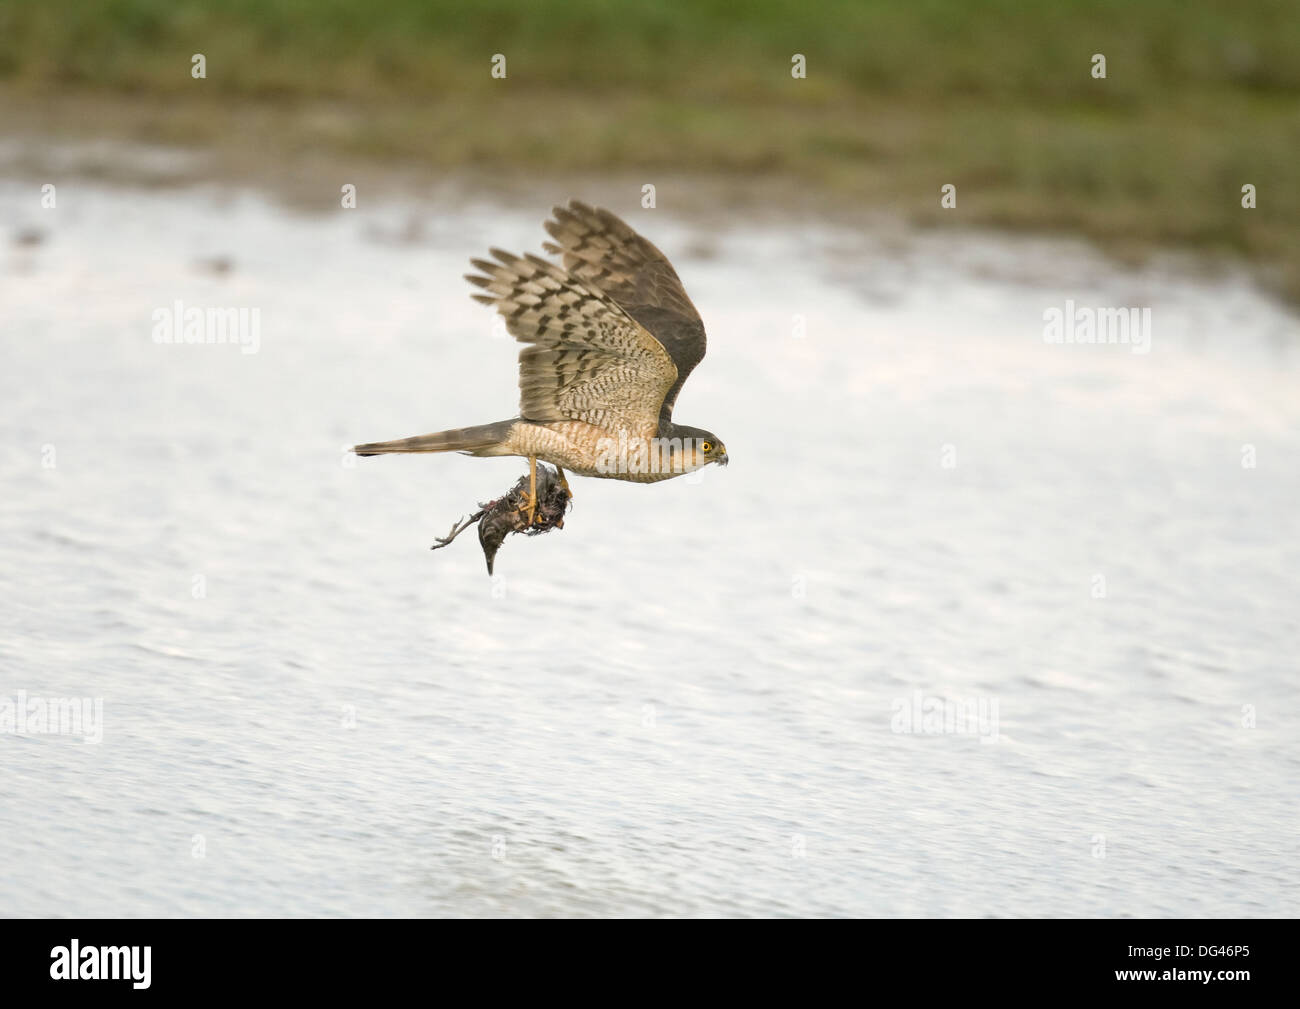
353, 200, 728, 524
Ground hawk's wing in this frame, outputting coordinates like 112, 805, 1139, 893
542, 201, 706, 426
466, 248, 677, 440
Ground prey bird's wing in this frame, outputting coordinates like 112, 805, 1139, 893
542, 201, 706, 425
466, 249, 677, 441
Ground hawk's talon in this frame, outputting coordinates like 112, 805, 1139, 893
525, 455, 538, 527
516, 489, 538, 528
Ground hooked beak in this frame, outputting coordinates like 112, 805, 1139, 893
717, 451, 729, 467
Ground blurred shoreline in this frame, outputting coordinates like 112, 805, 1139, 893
2, 0, 1297, 305
3, 89, 1293, 323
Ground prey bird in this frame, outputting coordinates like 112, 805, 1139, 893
353, 200, 728, 525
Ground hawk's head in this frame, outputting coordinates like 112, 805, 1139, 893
671, 425, 728, 470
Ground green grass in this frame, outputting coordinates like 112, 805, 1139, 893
2, 0, 1297, 299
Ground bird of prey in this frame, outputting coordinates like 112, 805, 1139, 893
353, 200, 728, 525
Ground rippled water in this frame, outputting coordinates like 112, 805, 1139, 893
2, 177, 1298, 917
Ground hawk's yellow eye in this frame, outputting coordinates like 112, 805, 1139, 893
701, 441, 712, 453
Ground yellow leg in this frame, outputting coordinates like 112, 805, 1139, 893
555, 464, 571, 497
526, 455, 537, 526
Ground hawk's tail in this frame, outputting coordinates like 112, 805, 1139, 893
352, 420, 515, 457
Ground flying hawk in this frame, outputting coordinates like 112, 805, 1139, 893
354, 200, 728, 524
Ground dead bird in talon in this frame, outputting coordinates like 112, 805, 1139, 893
430, 466, 572, 574
352, 199, 729, 556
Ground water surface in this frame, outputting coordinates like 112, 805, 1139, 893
2, 179, 1298, 916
